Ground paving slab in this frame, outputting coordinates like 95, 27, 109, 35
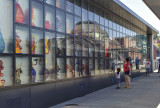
49, 73, 160, 108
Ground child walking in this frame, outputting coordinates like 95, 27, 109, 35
116, 68, 121, 89
145, 59, 151, 76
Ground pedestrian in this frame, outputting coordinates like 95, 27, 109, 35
116, 68, 121, 89
158, 58, 160, 73
117, 53, 131, 89
135, 57, 139, 69
145, 59, 151, 76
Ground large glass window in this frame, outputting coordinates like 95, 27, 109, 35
75, 58, 82, 77
66, 0, 74, 13
75, 17, 82, 36
82, 59, 89, 76
66, 14, 74, 34
57, 33, 65, 56
66, 36, 74, 56
45, 0, 56, 6
75, 37, 82, 56
56, 0, 65, 10
57, 58, 65, 79
66, 58, 75, 79
74, 0, 81, 17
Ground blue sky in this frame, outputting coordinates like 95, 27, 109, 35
120, 0, 160, 33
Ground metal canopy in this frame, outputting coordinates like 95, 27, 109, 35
143, 0, 160, 20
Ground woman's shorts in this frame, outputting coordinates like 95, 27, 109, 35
117, 78, 120, 83
125, 71, 129, 75
146, 68, 150, 72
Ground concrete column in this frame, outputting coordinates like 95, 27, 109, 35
147, 34, 153, 72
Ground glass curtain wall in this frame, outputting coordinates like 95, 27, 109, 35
0, 0, 148, 88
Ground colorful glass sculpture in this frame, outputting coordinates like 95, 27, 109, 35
45, 21, 50, 29
16, 2, 24, 23
32, 6, 35, 26
0, 31, 5, 53
16, 35, 22, 54
15, 64, 23, 84
32, 36, 37, 54
45, 39, 50, 54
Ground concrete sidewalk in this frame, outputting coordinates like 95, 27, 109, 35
50, 73, 160, 108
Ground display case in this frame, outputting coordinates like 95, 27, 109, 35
57, 33, 65, 56
0, 56, 13, 87
16, 26, 29, 54
56, 10, 65, 33
31, 29, 44, 55
0, 1, 13, 53
66, 36, 74, 56
16, 0, 29, 24
45, 6, 55, 30
75, 58, 82, 77
15, 56, 30, 85
66, 0, 74, 13
82, 59, 88, 76
32, 1, 43, 28
89, 59, 94, 75
45, 32, 56, 81
32, 57, 44, 83
66, 58, 75, 79
57, 58, 65, 79
66, 14, 74, 34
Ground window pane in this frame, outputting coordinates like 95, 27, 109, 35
56, 10, 65, 33
82, 59, 88, 76
45, 0, 56, 6
75, 58, 82, 77
57, 58, 65, 79
32, 57, 44, 83
66, 58, 75, 79
32, 2, 43, 28
57, 33, 65, 56
89, 59, 94, 75
16, 26, 29, 54
56, 0, 65, 10
15, 56, 30, 85
74, 0, 81, 17
16, 0, 29, 24
95, 24, 100, 40
45, 32, 56, 81
0, 56, 13, 87
45, 6, 55, 30
75, 37, 82, 56
0, 0, 13, 53
100, 59, 105, 74
66, 0, 74, 13
95, 59, 100, 75
89, 4, 94, 21
66, 36, 74, 56
89, 41, 94, 57
75, 17, 81, 36
66, 14, 74, 34
32, 29, 44, 55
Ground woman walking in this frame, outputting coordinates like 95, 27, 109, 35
117, 53, 132, 89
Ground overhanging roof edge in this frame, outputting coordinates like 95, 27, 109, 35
113, 0, 159, 34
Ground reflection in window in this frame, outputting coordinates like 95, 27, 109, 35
95, 24, 100, 40
105, 59, 110, 73
66, 58, 75, 79
75, 37, 82, 56
66, 14, 74, 34
100, 59, 105, 74
95, 43, 100, 57
16, 0, 29, 24
32, 2, 43, 27
66, 36, 74, 56
75, 58, 82, 77
57, 58, 65, 79
89, 4, 94, 21
16, 56, 29, 85
16, 26, 29, 54
74, 0, 81, 17
57, 34, 65, 56
89, 22, 94, 38
82, 38, 88, 57
89, 59, 94, 75
56, 10, 65, 33
45, 32, 56, 81
56, 0, 65, 10
105, 19, 108, 27
100, 42, 105, 57
95, 59, 100, 75
0, 1, 13, 53
45, 0, 56, 6
94, 7, 100, 24
32, 57, 44, 83
89, 42, 94, 57
0, 56, 13, 87
82, 59, 89, 76
75, 17, 82, 36
45, 6, 55, 30
66, 0, 74, 13
100, 26, 105, 41
109, 20, 112, 29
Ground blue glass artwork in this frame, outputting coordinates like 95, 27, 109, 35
0, 31, 5, 53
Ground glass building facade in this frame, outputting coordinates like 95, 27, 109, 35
0, 0, 150, 87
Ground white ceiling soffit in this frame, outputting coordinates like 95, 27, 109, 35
114, 0, 159, 34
